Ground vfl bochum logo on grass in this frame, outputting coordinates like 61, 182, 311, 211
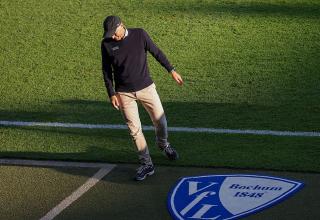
167, 174, 303, 220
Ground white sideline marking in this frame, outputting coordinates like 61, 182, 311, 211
0, 120, 319, 137
0, 158, 116, 220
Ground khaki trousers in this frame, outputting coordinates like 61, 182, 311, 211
116, 83, 169, 166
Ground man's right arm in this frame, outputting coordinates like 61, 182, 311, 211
101, 43, 116, 98
101, 43, 121, 110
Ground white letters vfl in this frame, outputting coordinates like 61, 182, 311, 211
180, 181, 221, 220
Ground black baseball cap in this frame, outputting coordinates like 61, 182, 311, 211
102, 15, 121, 38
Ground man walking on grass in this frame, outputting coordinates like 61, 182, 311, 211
101, 16, 183, 181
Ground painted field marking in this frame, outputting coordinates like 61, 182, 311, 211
0, 159, 116, 220
0, 120, 319, 137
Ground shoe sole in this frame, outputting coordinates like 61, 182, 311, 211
135, 169, 155, 181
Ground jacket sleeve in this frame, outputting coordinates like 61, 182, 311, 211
101, 42, 115, 97
142, 29, 174, 73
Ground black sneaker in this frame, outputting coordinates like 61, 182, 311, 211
135, 164, 155, 181
162, 144, 179, 160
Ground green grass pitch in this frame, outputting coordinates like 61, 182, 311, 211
0, 0, 319, 172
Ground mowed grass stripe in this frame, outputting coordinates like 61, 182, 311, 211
0, 158, 116, 168
40, 167, 114, 220
0, 120, 319, 137
0, 159, 116, 219
1, 126, 319, 172
0, 165, 103, 220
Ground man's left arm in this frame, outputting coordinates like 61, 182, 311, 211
142, 29, 183, 85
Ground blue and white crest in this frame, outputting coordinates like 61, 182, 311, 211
167, 174, 303, 220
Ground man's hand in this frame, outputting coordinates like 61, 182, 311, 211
171, 71, 184, 85
110, 95, 120, 110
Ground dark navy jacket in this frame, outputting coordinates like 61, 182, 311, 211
101, 28, 174, 97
